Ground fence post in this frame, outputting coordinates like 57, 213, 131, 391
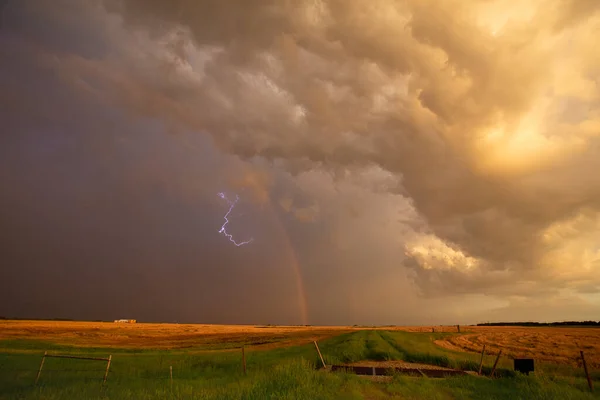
170, 365, 173, 389
478, 345, 486, 376
490, 350, 502, 378
581, 351, 593, 392
242, 346, 247, 375
314, 341, 326, 368
102, 355, 112, 384
35, 351, 47, 385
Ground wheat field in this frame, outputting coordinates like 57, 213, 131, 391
434, 325, 600, 368
0, 320, 355, 349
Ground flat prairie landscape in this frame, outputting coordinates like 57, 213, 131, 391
1, 320, 599, 399
0, 320, 468, 349
0, 320, 353, 349
2, 320, 599, 365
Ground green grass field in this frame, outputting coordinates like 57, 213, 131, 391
1, 330, 598, 399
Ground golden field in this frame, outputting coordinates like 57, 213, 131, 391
0, 321, 462, 349
0, 320, 354, 350
434, 325, 600, 368
1, 320, 598, 368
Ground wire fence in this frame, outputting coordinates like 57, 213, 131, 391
0, 359, 249, 383
0, 367, 187, 384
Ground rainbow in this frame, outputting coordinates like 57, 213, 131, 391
270, 202, 310, 325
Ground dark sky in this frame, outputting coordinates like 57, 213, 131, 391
1, 0, 600, 325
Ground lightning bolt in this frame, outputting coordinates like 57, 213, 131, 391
217, 192, 253, 246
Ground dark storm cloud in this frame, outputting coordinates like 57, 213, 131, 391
0, 5, 307, 323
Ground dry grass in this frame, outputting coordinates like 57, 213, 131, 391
0, 320, 354, 349
434, 325, 600, 368
0, 321, 463, 350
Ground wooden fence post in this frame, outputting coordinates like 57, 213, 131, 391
478, 345, 486, 376
170, 365, 173, 389
242, 346, 247, 375
581, 351, 593, 392
314, 341, 326, 368
490, 350, 502, 378
102, 355, 112, 384
35, 351, 47, 385
457, 325, 460, 333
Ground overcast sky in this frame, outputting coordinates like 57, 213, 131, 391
1, 0, 599, 325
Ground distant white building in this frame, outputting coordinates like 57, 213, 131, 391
114, 319, 136, 323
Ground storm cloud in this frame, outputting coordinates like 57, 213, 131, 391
1, 0, 599, 324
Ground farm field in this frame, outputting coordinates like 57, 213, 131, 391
435, 325, 600, 368
0, 321, 599, 399
0, 320, 354, 350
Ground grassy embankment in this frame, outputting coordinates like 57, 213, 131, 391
1, 330, 598, 399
